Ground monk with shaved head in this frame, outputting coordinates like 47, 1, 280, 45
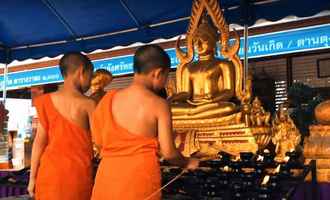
28, 52, 96, 200
91, 45, 199, 200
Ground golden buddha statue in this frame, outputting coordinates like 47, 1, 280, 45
250, 97, 271, 126
272, 105, 301, 162
168, 0, 272, 158
90, 69, 113, 103
171, 17, 241, 120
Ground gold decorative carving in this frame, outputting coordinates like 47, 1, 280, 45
250, 97, 271, 127
271, 105, 301, 162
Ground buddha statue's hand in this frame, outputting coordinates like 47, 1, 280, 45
187, 91, 233, 106
187, 98, 213, 106
204, 89, 234, 103
167, 92, 190, 103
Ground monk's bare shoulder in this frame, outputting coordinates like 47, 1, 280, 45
145, 90, 170, 114
77, 95, 97, 113
84, 97, 96, 112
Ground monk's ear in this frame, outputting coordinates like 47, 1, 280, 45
147, 68, 158, 79
153, 68, 163, 79
77, 65, 85, 76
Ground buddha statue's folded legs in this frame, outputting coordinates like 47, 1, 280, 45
171, 101, 238, 120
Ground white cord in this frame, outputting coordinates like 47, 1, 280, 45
143, 169, 187, 200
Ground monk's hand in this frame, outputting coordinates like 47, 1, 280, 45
185, 158, 200, 171
27, 178, 35, 198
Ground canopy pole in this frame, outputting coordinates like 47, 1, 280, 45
2, 63, 8, 104
2, 48, 10, 105
243, 24, 249, 91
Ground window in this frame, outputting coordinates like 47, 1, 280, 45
317, 58, 330, 78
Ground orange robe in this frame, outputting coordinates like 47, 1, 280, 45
34, 94, 93, 200
91, 90, 161, 200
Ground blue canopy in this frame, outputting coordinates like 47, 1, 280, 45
0, 0, 329, 63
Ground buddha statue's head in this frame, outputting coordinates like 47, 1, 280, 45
193, 16, 218, 58
252, 97, 262, 108
90, 69, 113, 93
277, 105, 288, 122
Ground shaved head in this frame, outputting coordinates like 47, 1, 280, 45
133, 45, 171, 74
59, 52, 93, 78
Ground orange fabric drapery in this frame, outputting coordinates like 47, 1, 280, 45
34, 94, 93, 200
91, 90, 161, 200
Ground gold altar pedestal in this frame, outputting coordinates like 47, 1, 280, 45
304, 125, 330, 182
174, 116, 271, 157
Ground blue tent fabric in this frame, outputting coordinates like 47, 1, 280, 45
0, 0, 329, 63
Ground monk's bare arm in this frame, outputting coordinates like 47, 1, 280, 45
156, 99, 188, 167
85, 99, 97, 129
85, 98, 103, 153
28, 123, 48, 196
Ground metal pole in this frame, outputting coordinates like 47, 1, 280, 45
243, 24, 249, 91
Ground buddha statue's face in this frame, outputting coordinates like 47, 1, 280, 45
252, 98, 261, 108
194, 33, 216, 56
193, 19, 217, 58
